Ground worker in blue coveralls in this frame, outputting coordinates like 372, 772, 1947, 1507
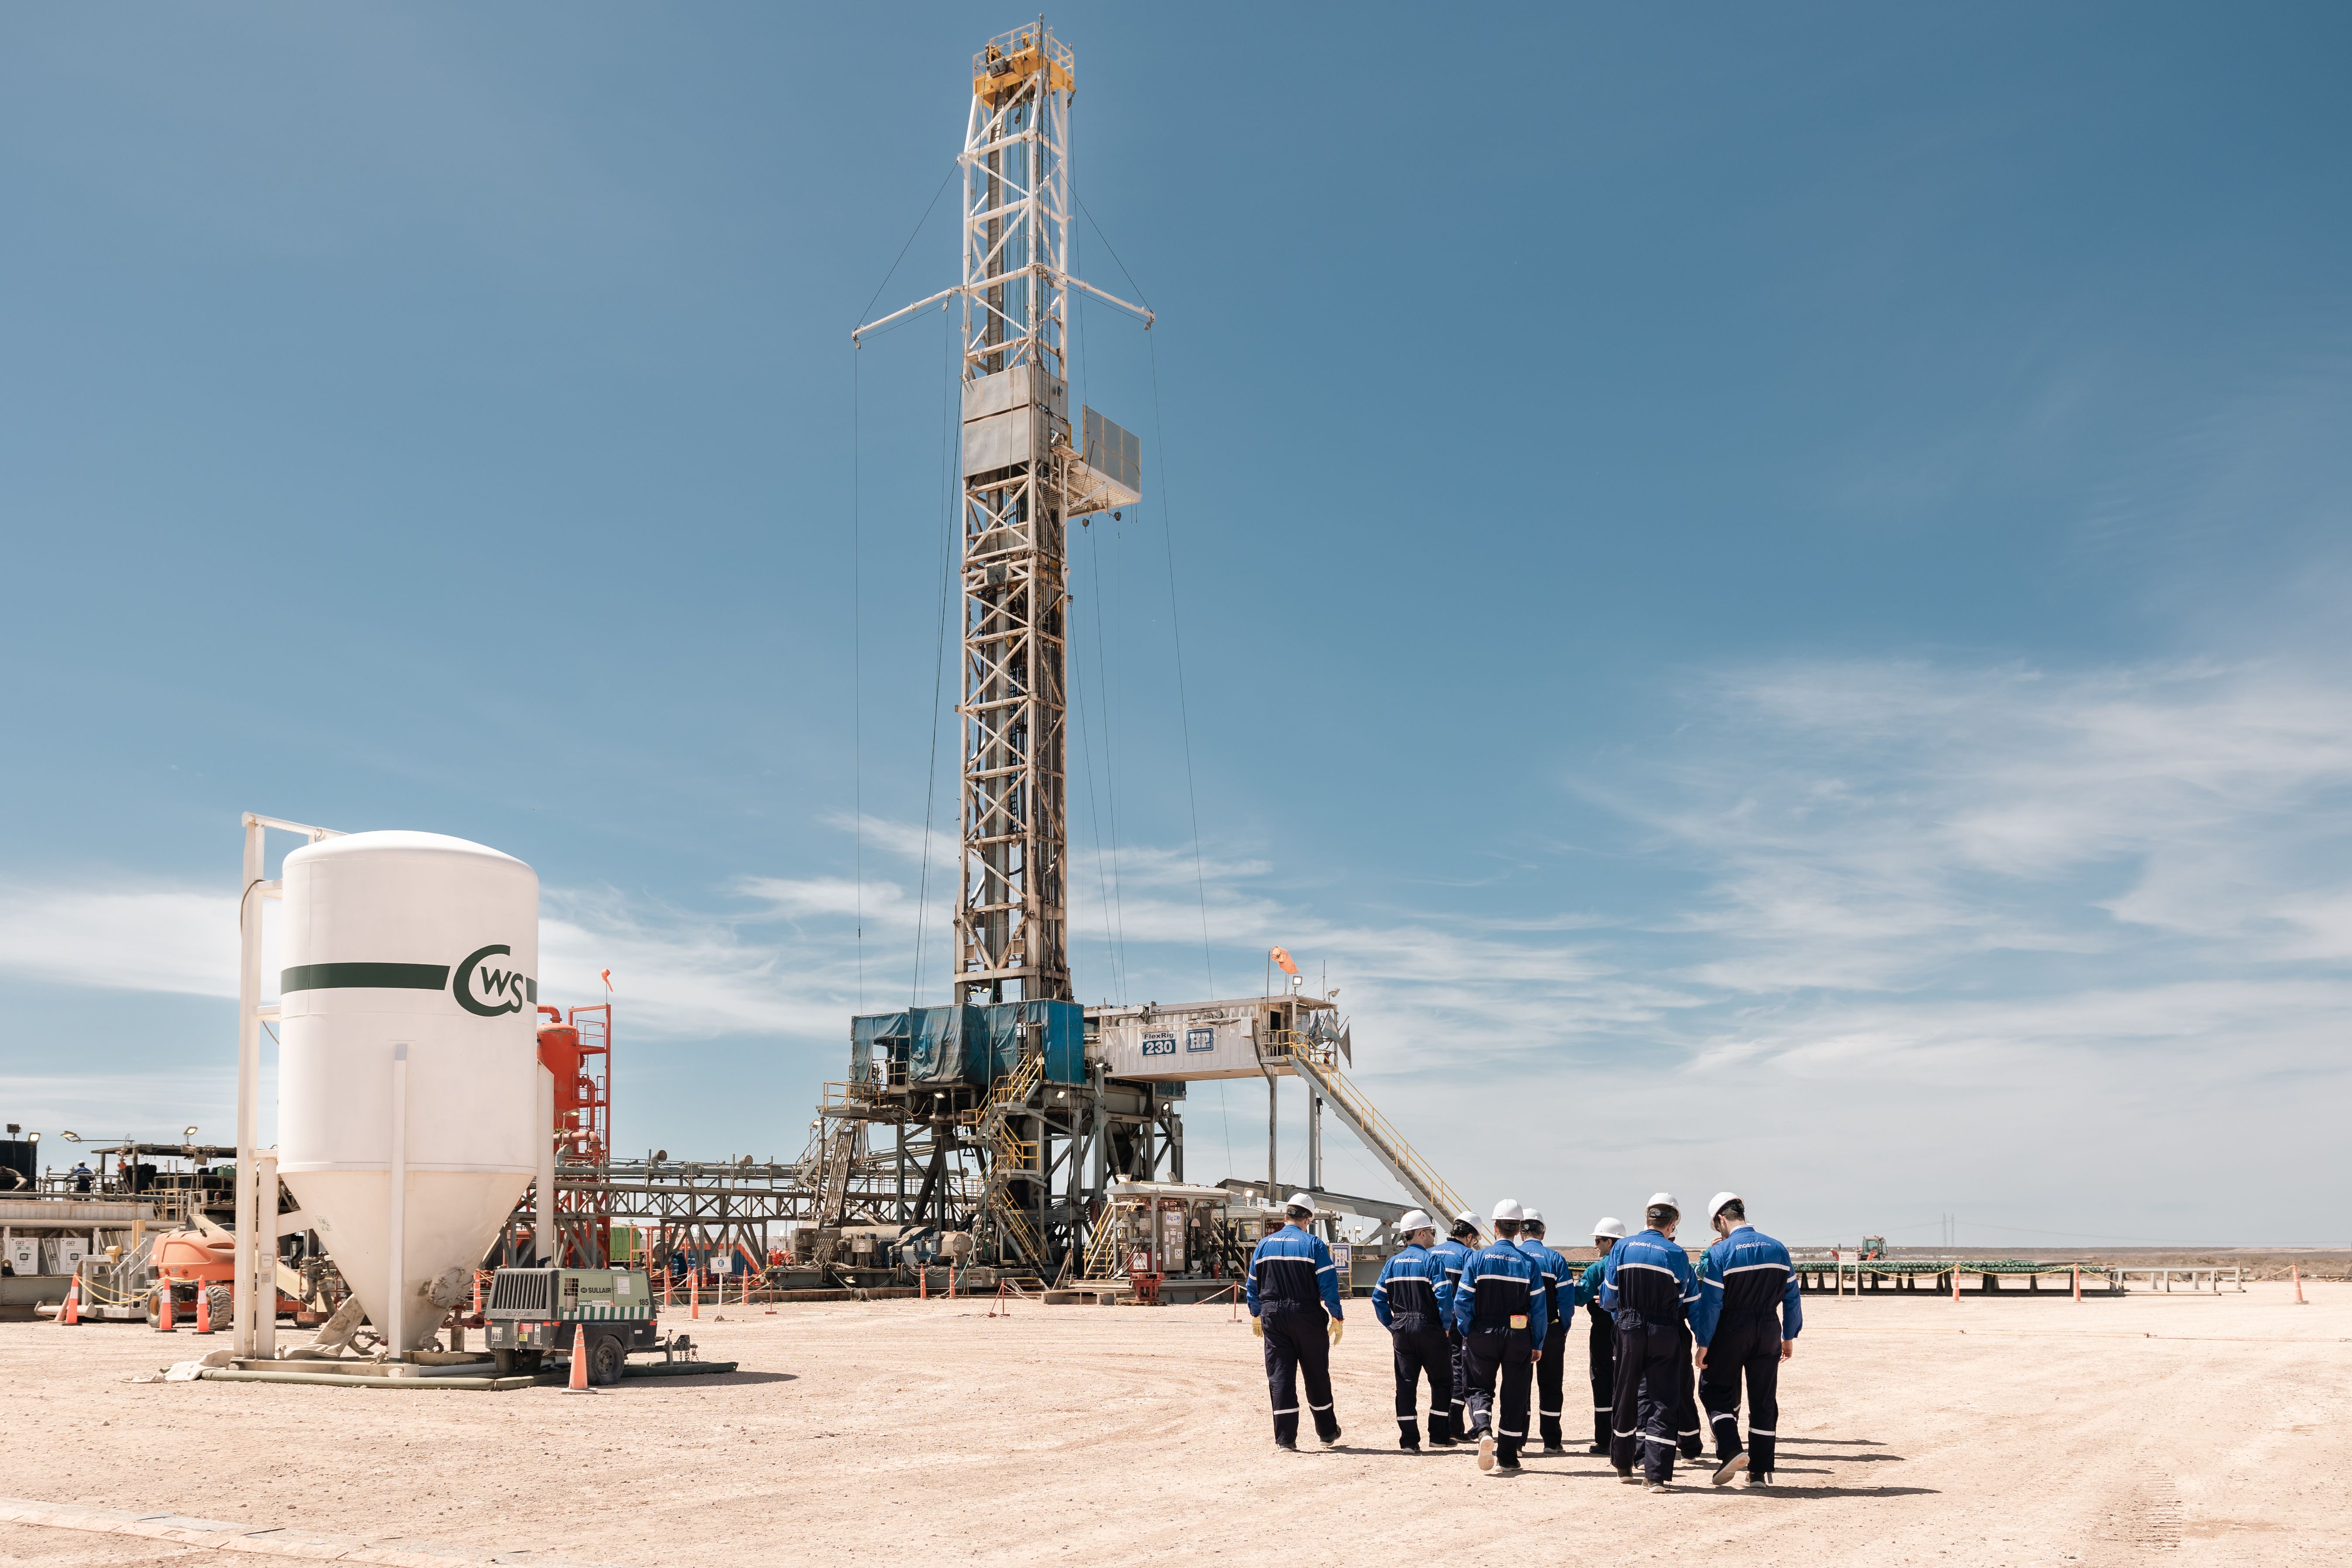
1600, 1193, 1702, 1492
1578, 1217, 1628, 1453
1451, 1198, 1547, 1477
1691, 1191, 1801, 1487
1430, 1210, 1481, 1438
1246, 1192, 1345, 1451
1372, 1209, 1455, 1451
1516, 1210, 1574, 1453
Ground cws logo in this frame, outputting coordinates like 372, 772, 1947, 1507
453, 944, 534, 1017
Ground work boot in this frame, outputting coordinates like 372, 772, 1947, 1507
1476, 1433, 1496, 1472
1274, 1437, 1297, 1452
1543, 1440, 1566, 1455
1399, 1432, 1420, 1452
1712, 1453, 1748, 1487
1428, 1417, 1458, 1447
1646, 1481, 1671, 1494
1746, 1470, 1772, 1487
1317, 1425, 1343, 1448
1488, 1455, 1521, 1478
1617, 1468, 1640, 1484
1587, 1441, 1610, 1455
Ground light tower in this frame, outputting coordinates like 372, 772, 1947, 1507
856, 20, 1147, 1006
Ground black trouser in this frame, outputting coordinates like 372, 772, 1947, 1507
1587, 1310, 1616, 1447
1699, 1317, 1782, 1477
1262, 1309, 1339, 1444
1389, 1325, 1451, 1445
1609, 1317, 1686, 1482
1461, 1324, 1534, 1462
1533, 1315, 1567, 1445
1447, 1327, 1470, 1437
1675, 1326, 1705, 1459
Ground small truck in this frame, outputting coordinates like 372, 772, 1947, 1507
483, 1265, 660, 1385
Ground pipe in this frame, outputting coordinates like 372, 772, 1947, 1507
388, 1043, 408, 1357
534, 1064, 557, 1265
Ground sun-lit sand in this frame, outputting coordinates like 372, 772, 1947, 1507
3, 1282, 2345, 1567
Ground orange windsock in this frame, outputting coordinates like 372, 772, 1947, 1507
1270, 946, 1299, 977
599, 969, 613, 991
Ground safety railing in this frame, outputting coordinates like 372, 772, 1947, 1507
1273, 1038, 1473, 1231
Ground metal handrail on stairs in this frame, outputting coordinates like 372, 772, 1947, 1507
1264, 1032, 1472, 1230
963, 1051, 1048, 1266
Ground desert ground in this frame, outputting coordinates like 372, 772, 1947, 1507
3, 1281, 2345, 1568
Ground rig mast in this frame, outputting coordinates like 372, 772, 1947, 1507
856, 20, 1147, 1006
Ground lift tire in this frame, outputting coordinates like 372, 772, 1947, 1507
588, 1331, 626, 1386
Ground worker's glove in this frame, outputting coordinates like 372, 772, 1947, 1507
1328, 1319, 1344, 1347
1251, 1316, 1264, 1339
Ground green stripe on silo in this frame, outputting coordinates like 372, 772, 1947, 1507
280, 962, 450, 993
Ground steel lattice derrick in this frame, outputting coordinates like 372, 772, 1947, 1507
851, 21, 1148, 1018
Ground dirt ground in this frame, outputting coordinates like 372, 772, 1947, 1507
3, 1282, 2345, 1568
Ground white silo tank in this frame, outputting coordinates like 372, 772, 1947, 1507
277, 831, 541, 1353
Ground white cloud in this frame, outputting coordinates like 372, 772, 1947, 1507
6, 655, 2350, 1238
0, 884, 239, 998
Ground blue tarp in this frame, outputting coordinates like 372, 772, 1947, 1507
850, 1000, 1087, 1087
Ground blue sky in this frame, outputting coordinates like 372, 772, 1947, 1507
3, 4, 2348, 1247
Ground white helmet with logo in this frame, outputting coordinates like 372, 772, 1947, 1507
1490, 1198, 1525, 1223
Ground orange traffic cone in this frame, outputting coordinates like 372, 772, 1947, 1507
156, 1285, 176, 1332
690, 1277, 700, 1320
2293, 1263, 2306, 1305
1950, 1268, 1960, 1303
2071, 1266, 2081, 1304
195, 1284, 214, 1334
60, 1279, 81, 1326
562, 1324, 597, 1394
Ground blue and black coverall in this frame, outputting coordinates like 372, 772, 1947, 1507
1518, 1234, 1574, 1448
1450, 1236, 1547, 1463
1429, 1232, 1477, 1437
1247, 1223, 1345, 1445
1579, 1252, 1615, 1448
1599, 1228, 1702, 1482
1691, 1224, 1802, 1479
1372, 1242, 1455, 1446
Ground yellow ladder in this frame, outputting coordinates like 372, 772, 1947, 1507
963, 1051, 1048, 1265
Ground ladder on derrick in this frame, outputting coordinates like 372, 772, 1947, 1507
961, 1050, 1047, 1266
1265, 1032, 1472, 1229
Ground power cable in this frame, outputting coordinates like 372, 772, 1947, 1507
911, 306, 959, 1004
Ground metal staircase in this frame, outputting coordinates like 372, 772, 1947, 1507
961, 1050, 1047, 1266
1263, 1032, 1472, 1229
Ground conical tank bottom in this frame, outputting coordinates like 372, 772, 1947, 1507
286, 1168, 529, 1351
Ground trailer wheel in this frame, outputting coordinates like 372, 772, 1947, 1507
588, 1331, 626, 1386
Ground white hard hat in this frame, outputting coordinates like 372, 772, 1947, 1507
1707, 1191, 1743, 1221
1592, 1217, 1626, 1240
1490, 1198, 1524, 1222
1284, 1191, 1316, 1216
1522, 1209, 1545, 1226
1396, 1210, 1434, 1235
1646, 1192, 1680, 1213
